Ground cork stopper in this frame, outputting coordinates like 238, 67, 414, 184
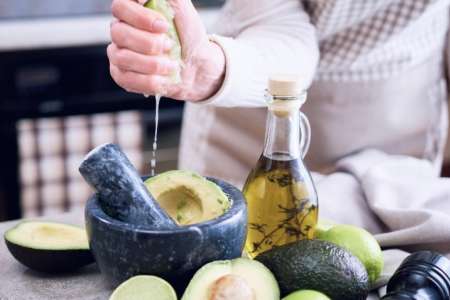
267, 74, 305, 117
268, 74, 303, 97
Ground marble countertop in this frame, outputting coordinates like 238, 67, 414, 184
0, 8, 220, 52
0, 208, 381, 300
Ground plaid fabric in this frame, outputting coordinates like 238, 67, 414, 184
304, 0, 450, 81
18, 111, 144, 217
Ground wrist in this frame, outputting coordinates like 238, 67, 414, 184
181, 40, 226, 102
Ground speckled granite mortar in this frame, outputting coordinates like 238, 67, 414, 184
85, 177, 247, 294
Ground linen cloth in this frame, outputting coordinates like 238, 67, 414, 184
316, 149, 450, 297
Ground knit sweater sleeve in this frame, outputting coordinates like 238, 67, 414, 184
199, 0, 319, 107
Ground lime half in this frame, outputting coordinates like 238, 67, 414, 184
109, 275, 177, 300
145, 0, 182, 83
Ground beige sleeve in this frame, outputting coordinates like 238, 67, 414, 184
198, 0, 319, 107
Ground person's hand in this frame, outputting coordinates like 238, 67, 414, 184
108, 0, 226, 101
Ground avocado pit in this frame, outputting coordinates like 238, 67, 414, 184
209, 274, 255, 300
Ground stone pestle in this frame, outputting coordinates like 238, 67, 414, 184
79, 143, 177, 229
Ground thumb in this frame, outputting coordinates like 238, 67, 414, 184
168, 0, 209, 61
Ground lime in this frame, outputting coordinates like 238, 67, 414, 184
315, 219, 336, 238
109, 275, 177, 300
145, 0, 182, 83
318, 224, 383, 284
283, 290, 330, 300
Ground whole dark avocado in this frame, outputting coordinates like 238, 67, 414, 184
255, 239, 369, 300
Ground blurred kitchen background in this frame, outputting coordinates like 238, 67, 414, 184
0, 0, 224, 221
0, 0, 448, 221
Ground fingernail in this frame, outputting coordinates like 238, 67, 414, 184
153, 19, 169, 32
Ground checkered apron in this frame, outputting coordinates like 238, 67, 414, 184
179, 0, 450, 184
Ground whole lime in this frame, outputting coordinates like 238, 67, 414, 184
315, 219, 336, 238
318, 224, 383, 284
283, 290, 331, 300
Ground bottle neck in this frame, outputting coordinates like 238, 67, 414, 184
263, 97, 302, 161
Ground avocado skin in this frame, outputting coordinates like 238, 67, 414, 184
256, 240, 369, 300
5, 239, 94, 273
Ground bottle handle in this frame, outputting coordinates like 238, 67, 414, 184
299, 112, 311, 159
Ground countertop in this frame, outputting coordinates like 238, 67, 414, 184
0, 209, 381, 300
0, 210, 110, 300
0, 8, 220, 52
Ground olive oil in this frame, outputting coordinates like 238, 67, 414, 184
244, 154, 318, 257
243, 75, 318, 257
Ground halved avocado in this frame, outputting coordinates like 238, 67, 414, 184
182, 258, 280, 300
4, 221, 94, 273
144, 170, 230, 225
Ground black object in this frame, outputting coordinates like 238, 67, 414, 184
85, 177, 247, 295
382, 251, 450, 300
79, 143, 177, 229
255, 239, 369, 300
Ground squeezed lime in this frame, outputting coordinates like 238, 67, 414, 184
145, 0, 182, 83
109, 275, 177, 300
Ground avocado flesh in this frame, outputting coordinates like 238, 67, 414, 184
145, 170, 230, 225
4, 221, 94, 273
5, 221, 89, 250
255, 239, 369, 300
182, 258, 280, 300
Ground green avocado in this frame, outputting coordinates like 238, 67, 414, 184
4, 221, 94, 273
255, 239, 369, 300
145, 170, 230, 225
182, 258, 280, 300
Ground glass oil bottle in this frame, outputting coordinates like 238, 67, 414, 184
243, 75, 318, 257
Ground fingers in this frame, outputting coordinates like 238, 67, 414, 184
107, 44, 178, 75
111, 0, 168, 33
111, 21, 172, 55
110, 64, 169, 94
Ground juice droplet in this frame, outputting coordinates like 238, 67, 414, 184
151, 94, 161, 176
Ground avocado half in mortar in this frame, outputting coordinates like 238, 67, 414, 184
144, 170, 231, 225
4, 221, 94, 273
